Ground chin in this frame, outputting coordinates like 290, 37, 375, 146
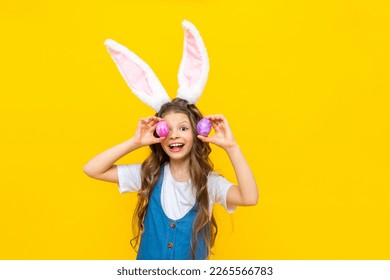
164, 150, 191, 162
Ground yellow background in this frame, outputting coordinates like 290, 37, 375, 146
1, 0, 389, 259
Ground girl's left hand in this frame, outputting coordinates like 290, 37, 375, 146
197, 114, 237, 150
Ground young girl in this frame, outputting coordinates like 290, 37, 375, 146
83, 21, 258, 260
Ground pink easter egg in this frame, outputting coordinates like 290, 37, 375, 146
156, 121, 169, 137
197, 118, 212, 136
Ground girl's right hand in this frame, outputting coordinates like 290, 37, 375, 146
132, 116, 166, 147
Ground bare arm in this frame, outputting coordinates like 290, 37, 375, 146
198, 115, 258, 207
83, 138, 141, 183
83, 116, 165, 183
224, 144, 258, 207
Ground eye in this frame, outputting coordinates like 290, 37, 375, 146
180, 126, 189, 131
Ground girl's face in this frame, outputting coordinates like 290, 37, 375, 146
160, 112, 194, 162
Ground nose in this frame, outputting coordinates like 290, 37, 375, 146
169, 128, 179, 139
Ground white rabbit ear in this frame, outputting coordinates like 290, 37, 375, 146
104, 39, 171, 112
176, 20, 210, 104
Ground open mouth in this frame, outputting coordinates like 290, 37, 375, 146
169, 143, 184, 152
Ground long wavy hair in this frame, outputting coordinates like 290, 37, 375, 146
130, 98, 218, 259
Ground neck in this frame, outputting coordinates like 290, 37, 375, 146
169, 159, 191, 182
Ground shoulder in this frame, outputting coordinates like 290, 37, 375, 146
117, 163, 142, 175
207, 171, 236, 212
207, 171, 231, 186
207, 171, 234, 195
117, 163, 142, 193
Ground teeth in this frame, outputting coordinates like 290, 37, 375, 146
169, 143, 184, 148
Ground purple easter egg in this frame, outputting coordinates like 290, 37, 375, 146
156, 121, 169, 137
197, 118, 212, 136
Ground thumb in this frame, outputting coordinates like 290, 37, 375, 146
197, 135, 212, 143
154, 136, 166, 143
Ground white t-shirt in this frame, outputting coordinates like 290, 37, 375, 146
117, 163, 236, 220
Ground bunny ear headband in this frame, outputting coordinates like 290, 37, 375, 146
104, 20, 209, 112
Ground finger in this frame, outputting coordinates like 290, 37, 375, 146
142, 116, 159, 123
214, 115, 227, 126
153, 136, 166, 143
202, 115, 217, 126
197, 135, 212, 143
205, 115, 226, 128
204, 114, 221, 120
149, 119, 159, 127
140, 118, 151, 125
150, 116, 165, 126
209, 118, 223, 130
140, 116, 159, 129
150, 116, 162, 122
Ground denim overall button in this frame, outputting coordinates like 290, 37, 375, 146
167, 242, 174, 249
170, 223, 176, 229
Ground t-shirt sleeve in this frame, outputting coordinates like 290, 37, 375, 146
208, 172, 237, 213
117, 164, 142, 194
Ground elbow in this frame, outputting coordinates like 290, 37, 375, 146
83, 164, 97, 178
242, 191, 259, 206
245, 196, 259, 206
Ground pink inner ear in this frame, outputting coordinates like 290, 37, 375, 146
183, 31, 202, 87
110, 49, 153, 96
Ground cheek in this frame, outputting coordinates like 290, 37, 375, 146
186, 131, 194, 142
159, 140, 169, 152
